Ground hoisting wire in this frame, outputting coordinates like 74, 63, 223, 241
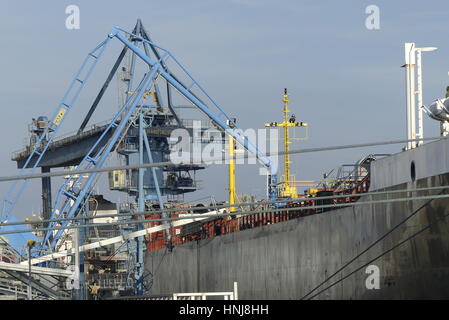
305, 199, 449, 300
2, 184, 449, 229
0, 136, 443, 183
2, 190, 449, 236
300, 188, 446, 300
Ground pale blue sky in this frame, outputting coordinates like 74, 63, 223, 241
1, 0, 449, 219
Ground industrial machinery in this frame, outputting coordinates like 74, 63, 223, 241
424, 92, 449, 136
0, 20, 278, 298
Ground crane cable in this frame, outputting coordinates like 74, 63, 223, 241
301, 188, 446, 300
306, 203, 449, 300
0, 136, 444, 183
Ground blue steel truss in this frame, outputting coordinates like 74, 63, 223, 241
44, 69, 161, 250
111, 27, 278, 193
2, 26, 278, 258
1, 38, 111, 223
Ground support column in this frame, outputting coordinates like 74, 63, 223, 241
73, 227, 80, 300
404, 43, 417, 150
227, 118, 237, 213
41, 167, 52, 227
416, 50, 424, 146
135, 112, 145, 296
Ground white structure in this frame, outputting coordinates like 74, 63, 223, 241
173, 282, 238, 300
404, 43, 437, 149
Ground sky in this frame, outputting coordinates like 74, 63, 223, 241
1, 0, 449, 219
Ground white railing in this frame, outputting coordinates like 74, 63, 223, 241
11, 118, 113, 159
181, 119, 214, 129
0, 277, 47, 300
173, 282, 238, 300
87, 273, 133, 290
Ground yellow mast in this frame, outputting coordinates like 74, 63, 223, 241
227, 119, 237, 212
283, 89, 293, 195
265, 88, 308, 198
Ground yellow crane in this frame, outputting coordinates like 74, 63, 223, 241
265, 88, 308, 198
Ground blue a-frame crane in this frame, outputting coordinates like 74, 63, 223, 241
1, 23, 278, 295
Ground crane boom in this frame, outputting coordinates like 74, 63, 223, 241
2, 26, 279, 255
112, 27, 278, 198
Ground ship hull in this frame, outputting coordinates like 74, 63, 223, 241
145, 139, 449, 299
146, 173, 449, 299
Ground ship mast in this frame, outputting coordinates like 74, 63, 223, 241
282, 89, 293, 196
227, 118, 237, 212
265, 89, 308, 198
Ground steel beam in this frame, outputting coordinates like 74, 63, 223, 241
0, 261, 73, 277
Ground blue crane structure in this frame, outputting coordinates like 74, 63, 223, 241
0, 21, 278, 296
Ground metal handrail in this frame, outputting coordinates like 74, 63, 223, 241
11, 118, 114, 159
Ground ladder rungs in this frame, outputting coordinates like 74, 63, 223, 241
187, 82, 196, 91
86, 156, 96, 164
76, 78, 84, 84
63, 190, 77, 200
89, 53, 98, 59
62, 103, 70, 108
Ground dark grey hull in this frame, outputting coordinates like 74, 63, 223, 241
145, 170, 449, 299
145, 137, 449, 299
